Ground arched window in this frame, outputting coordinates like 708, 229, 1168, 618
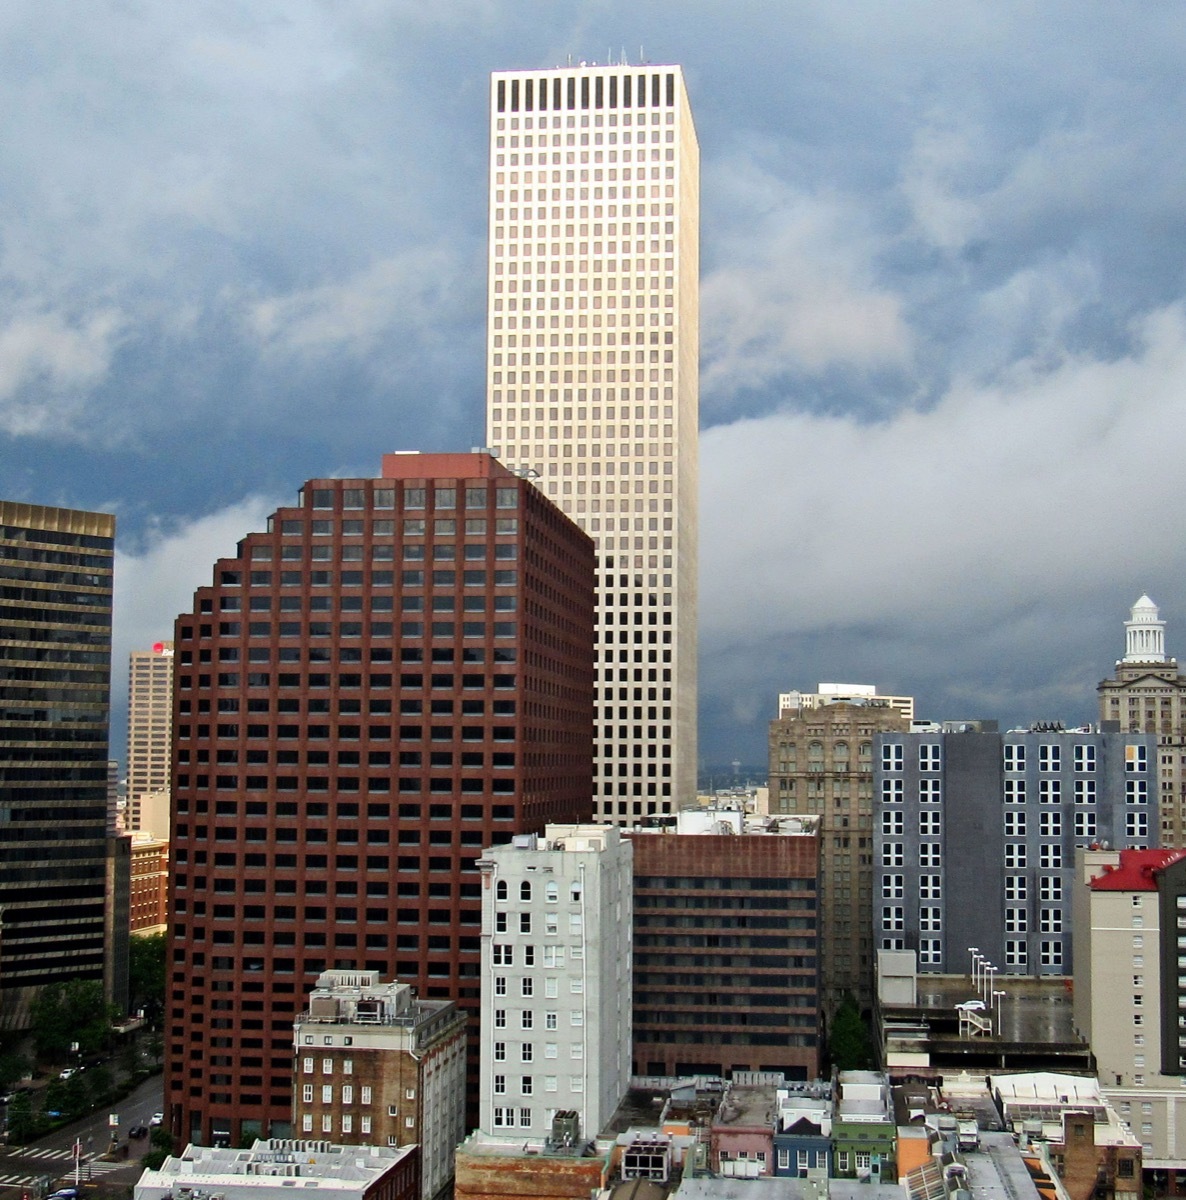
545, 881, 559, 902
520, 880, 532, 902
571, 884, 582, 903
496, 879, 507, 901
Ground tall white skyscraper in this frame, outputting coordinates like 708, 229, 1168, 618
485, 63, 699, 822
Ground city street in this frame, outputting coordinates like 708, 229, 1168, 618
0, 1075, 163, 1195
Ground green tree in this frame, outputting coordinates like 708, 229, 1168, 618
827, 994, 874, 1071
61, 1073, 88, 1120
41, 1079, 66, 1118
30, 980, 116, 1063
86, 1065, 114, 1106
128, 933, 167, 1026
0, 1051, 29, 1090
6, 1091, 34, 1142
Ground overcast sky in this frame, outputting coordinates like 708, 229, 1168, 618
4, 2, 1186, 770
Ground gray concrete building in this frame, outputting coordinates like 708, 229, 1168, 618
873, 725, 1157, 977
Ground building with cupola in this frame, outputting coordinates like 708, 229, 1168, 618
1099, 595, 1186, 847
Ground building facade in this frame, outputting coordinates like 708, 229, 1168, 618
292, 971, 467, 1200
777, 683, 914, 724
628, 809, 820, 1081
130, 832, 169, 934
127, 640, 174, 833
768, 695, 911, 1011
165, 451, 595, 1147
484, 63, 699, 823
874, 726, 1158, 977
476, 824, 633, 1142
0, 500, 123, 1028
1073, 847, 1186, 1183
1099, 596, 1186, 848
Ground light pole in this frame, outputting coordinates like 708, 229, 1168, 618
984, 963, 997, 1005
993, 991, 1007, 1035
969, 947, 980, 989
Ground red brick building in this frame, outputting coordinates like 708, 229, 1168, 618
165, 452, 595, 1147
129, 833, 169, 933
628, 812, 821, 1081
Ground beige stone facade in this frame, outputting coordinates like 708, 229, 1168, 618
126, 641, 173, 834
1098, 631, 1186, 850
485, 64, 699, 824
768, 699, 910, 1011
1073, 848, 1186, 1173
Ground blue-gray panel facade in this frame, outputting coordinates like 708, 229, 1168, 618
873, 729, 1157, 977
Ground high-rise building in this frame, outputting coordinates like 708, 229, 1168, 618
484, 63, 699, 824
165, 452, 595, 1148
1073, 847, 1186, 1181
476, 824, 633, 1142
874, 726, 1157, 978
0, 500, 124, 1027
127, 640, 174, 833
292, 970, 467, 1200
777, 683, 914, 723
628, 808, 821, 1081
768, 694, 911, 1011
1098, 595, 1186, 847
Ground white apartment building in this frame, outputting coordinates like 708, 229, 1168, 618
126, 640, 173, 833
777, 682, 915, 723
1073, 846, 1186, 1173
485, 63, 699, 824
476, 824, 632, 1142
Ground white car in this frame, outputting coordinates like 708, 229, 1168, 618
150, 1112, 164, 1127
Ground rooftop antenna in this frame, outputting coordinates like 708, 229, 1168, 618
639, 45, 645, 64
621, 46, 628, 66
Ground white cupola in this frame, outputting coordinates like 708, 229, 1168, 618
1123, 594, 1167, 663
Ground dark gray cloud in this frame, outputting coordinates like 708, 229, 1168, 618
1, 1, 1184, 767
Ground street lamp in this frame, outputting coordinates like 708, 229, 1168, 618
993, 991, 1007, 1035
969, 947, 980, 988
984, 963, 997, 1005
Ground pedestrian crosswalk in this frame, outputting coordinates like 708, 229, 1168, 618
0, 1149, 136, 1188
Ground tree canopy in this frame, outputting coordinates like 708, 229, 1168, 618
30, 980, 117, 1062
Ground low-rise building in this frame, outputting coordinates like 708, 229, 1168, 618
134, 1139, 418, 1200
992, 1073, 1140, 1200
773, 1082, 832, 1177
832, 1072, 895, 1182
292, 971, 466, 1200
709, 1083, 777, 1177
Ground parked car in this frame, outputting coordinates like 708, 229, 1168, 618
49, 1190, 80, 1200
150, 1112, 164, 1127
58, 1067, 77, 1080
129, 1125, 148, 1139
